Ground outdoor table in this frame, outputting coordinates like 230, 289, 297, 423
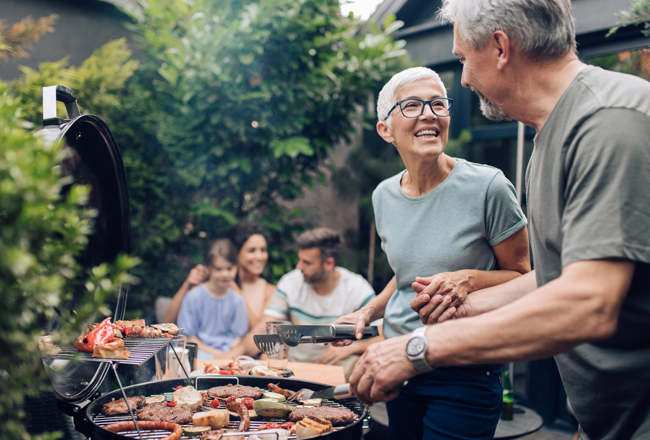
494, 405, 544, 439
196, 360, 346, 386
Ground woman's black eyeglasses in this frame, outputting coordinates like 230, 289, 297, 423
384, 98, 454, 120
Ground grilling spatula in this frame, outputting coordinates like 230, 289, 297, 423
276, 324, 379, 347
288, 380, 409, 402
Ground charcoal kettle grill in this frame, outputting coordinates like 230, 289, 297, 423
34, 86, 369, 440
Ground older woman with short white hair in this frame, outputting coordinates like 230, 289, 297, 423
334, 66, 531, 439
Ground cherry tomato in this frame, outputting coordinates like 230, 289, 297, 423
241, 397, 254, 410
163, 333, 171, 338
219, 370, 233, 375
210, 399, 220, 408
166, 401, 176, 407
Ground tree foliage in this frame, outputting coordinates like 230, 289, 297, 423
608, 0, 650, 37
0, 15, 58, 61
6, 0, 409, 318
0, 81, 138, 440
110, 0, 410, 313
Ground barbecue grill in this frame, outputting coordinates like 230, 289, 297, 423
35, 86, 370, 439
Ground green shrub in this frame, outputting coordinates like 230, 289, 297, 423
0, 82, 137, 440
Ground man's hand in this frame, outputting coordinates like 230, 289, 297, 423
317, 344, 356, 365
329, 308, 373, 347
348, 333, 419, 405
187, 264, 209, 286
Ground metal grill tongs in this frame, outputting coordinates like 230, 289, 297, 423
253, 324, 379, 355
276, 324, 379, 346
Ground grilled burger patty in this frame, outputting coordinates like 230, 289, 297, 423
136, 402, 192, 424
207, 384, 263, 399
102, 396, 146, 416
288, 406, 356, 426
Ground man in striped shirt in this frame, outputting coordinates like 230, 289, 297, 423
232, 228, 379, 377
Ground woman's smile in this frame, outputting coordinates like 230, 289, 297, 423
414, 126, 440, 139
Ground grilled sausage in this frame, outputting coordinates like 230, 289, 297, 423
226, 401, 250, 432
102, 421, 182, 440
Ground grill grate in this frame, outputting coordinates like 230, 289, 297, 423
92, 388, 362, 439
48, 337, 175, 367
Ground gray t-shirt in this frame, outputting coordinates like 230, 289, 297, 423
373, 159, 527, 339
527, 66, 650, 440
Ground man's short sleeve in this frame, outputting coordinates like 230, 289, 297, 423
264, 286, 290, 321
485, 171, 527, 247
562, 108, 650, 266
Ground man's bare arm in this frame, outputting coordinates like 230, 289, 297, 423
428, 259, 633, 363
350, 258, 634, 403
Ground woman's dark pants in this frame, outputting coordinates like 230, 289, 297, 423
386, 364, 503, 440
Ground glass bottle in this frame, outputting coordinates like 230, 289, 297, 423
501, 370, 514, 420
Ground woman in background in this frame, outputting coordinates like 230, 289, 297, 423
227, 221, 276, 327
164, 221, 275, 329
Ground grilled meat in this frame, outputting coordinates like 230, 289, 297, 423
101, 396, 146, 416
288, 406, 356, 426
207, 384, 263, 399
136, 402, 192, 424
151, 323, 181, 335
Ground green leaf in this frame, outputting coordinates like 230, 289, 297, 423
270, 136, 314, 158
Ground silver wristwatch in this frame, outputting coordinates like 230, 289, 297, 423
405, 326, 435, 373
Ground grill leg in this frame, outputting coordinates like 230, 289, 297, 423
111, 362, 144, 440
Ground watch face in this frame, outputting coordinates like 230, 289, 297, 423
407, 337, 425, 356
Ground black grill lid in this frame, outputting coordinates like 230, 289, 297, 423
35, 85, 131, 403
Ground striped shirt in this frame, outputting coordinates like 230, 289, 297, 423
265, 267, 375, 363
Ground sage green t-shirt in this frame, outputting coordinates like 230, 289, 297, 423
373, 159, 527, 339
527, 66, 650, 440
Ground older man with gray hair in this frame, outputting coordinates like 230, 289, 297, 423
348, 1, 650, 439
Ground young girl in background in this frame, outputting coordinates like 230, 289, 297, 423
177, 239, 249, 360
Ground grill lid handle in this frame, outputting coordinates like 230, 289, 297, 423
43, 85, 81, 126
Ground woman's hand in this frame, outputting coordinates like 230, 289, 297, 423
410, 271, 471, 325
329, 308, 374, 347
413, 272, 470, 306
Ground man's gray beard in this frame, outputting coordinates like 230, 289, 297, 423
472, 87, 512, 122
